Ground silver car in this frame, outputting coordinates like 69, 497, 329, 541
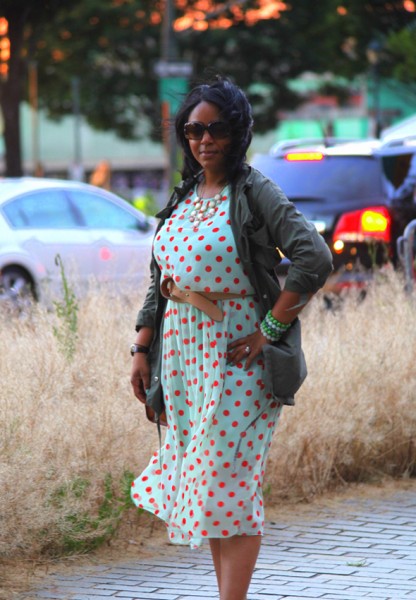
0, 177, 156, 307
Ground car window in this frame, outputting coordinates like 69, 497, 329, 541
2, 190, 79, 228
251, 155, 384, 202
69, 191, 144, 230
382, 152, 416, 189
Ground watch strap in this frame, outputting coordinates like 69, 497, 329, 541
130, 343, 149, 356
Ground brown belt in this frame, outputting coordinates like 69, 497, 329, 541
160, 277, 248, 322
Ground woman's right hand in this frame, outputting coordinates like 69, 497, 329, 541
130, 354, 151, 404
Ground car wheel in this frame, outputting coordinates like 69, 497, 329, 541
0, 266, 36, 313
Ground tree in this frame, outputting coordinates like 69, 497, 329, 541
387, 24, 416, 82
0, 2, 30, 176
174, 0, 416, 130
34, 1, 161, 138
0, 0, 64, 176
0, 0, 160, 176
1, 0, 416, 177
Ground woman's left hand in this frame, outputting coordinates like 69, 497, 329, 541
227, 329, 268, 370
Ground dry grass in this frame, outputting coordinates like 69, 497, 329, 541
1, 269, 416, 560
266, 267, 416, 501
0, 283, 160, 559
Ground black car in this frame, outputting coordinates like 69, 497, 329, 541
251, 137, 416, 290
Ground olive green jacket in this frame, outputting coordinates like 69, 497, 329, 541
135, 165, 333, 413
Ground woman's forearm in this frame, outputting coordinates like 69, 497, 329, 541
270, 289, 314, 324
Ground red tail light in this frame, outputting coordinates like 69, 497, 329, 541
333, 206, 392, 244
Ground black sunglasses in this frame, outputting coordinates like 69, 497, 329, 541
184, 121, 230, 141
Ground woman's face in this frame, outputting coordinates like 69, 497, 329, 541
185, 101, 230, 177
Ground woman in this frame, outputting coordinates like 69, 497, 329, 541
130, 77, 332, 600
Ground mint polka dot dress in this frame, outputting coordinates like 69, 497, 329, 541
131, 185, 283, 548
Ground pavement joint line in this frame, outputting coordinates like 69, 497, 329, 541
17, 486, 416, 600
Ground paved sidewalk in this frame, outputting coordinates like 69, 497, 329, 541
19, 487, 416, 600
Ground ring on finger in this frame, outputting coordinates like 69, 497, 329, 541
244, 345, 251, 355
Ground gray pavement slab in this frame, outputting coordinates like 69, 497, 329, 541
17, 486, 416, 600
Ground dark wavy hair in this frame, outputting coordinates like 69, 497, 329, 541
175, 76, 253, 183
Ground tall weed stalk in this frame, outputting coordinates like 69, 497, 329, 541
53, 254, 79, 361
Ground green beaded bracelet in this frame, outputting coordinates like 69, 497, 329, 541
260, 311, 292, 342
260, 321, 281, 342
265, 310, 291, 330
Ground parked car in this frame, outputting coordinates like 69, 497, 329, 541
251, 136, 416, 290
0, 177, 156, 308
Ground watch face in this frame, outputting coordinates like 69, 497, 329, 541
130, 343, 149, 355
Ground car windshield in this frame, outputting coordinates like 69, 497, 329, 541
251, 154, 385, 202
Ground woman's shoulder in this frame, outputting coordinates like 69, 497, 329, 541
237, 164, 282, 191
238, 164, 288, 206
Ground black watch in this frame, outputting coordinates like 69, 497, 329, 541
130, 343, 149, 357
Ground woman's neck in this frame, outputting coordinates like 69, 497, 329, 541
199, 173, 227, 198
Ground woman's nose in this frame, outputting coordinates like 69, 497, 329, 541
200, 129, 214, 142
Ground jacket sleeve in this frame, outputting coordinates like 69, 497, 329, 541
135, 255, 158, 331
254, 177, 333, 294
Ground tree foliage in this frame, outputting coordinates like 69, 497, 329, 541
387, 24, 416, 82
34, 1, 162, 138
1, 0, 416, 175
